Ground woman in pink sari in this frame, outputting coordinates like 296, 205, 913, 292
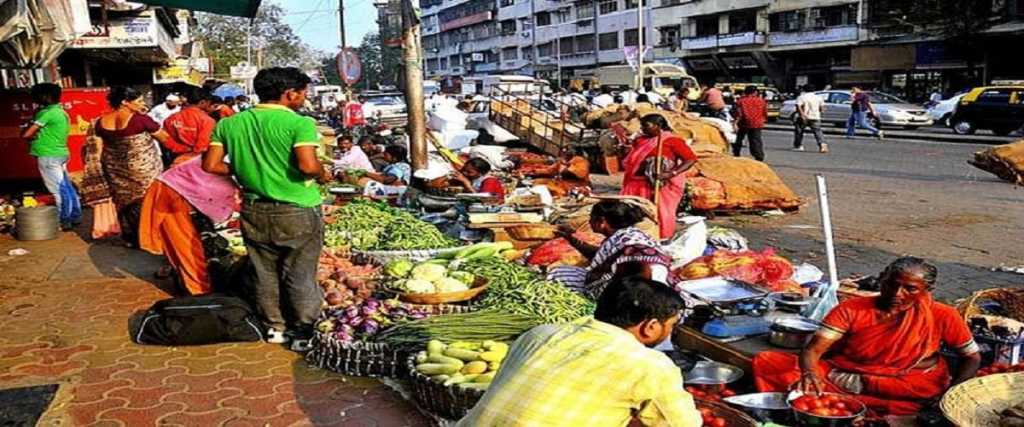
621, 114, 698, 239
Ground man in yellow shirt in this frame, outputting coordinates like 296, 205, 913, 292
458, 276, 702, 427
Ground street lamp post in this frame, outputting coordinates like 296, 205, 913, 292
636, 0, 644, 90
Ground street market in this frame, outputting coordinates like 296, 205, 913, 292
2, 1, 1024, 427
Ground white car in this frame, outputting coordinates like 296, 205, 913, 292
362, 93, 407, 127
926, 93, 965, 127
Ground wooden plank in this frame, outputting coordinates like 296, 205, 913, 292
673, 326, 756, 374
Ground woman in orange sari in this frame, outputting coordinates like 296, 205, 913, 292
753, 257, 981, 416
620, 114, 697, 239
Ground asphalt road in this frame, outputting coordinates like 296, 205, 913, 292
712, 130, 1024, 301
764, 120, 1022, 144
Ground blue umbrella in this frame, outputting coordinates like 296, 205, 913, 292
213, 84, 245, 98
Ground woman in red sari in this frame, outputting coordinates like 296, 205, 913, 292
753, 257, 981, 416
620, 114, 698, 239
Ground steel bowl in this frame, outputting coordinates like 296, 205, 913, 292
723, 392, 794, 424
684, 361, 744, 385
769, 318, 820, 349
788, 392, 867, 427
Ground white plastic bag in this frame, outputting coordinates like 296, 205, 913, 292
663, 216, 707, 269
806, 280, 839, 321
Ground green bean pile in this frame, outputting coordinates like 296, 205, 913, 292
324, 199, 456, 250
375, 310, 539, 348
458, 258, 596, 323
377, 210, 458, 250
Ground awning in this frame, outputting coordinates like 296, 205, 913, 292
129, 0, 263, 18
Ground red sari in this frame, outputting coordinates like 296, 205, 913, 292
753, 296, 977, 416
620, 133, 697, 239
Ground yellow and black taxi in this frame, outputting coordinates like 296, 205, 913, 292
716, 83, 784, 121
950, 86, 1024, 136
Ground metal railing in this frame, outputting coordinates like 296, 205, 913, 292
486, 86, 597, 155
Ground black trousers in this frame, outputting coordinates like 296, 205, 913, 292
733, 127, 765, 161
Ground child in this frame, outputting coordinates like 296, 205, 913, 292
22, 83, 81, 229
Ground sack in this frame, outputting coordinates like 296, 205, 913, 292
969, 140, 1024, 185
134, 294, 263, 345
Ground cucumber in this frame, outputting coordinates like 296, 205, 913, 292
473, 372, 496, 383
427, 354, 465, 368
458, 382, 490, 391
416, 363, 461, 376
431, 374, 450, 383
414, 351, 429, 364
444, 348, 482, 362
427, 339, 446, 355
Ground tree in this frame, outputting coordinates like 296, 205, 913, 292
195, 4, 323, 77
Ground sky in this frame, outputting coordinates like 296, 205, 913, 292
275, 0, 379, 54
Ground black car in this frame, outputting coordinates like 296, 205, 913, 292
950, 86, 1024, 136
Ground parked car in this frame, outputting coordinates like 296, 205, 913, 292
949, 86, 1024, 136
780, 90, 933, 129
926, 93, 966, 127
362, 92, 407, 127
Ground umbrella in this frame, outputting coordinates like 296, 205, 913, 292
213, 84, 245, 99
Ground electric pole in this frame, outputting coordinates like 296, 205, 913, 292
636, 0, 644, 90
402, 0, 427, 171
339, 0, 349, 96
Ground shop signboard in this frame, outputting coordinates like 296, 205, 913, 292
153, 58, 204, 85
767, 25, 858, 47
230, 62, 259, 80
0, 88, 109, 180
71, 12, 176, 58
440, 11, 491, 32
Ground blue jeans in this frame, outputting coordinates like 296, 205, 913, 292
37, 156, 81, 224
240, 200, 324, 334
846, 111, 880, 137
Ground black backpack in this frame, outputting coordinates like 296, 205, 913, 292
133, 294, 263, 345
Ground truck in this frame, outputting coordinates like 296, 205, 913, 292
461, 75, 549, 98
595, 63, 700, 99
311, 85, 345, 110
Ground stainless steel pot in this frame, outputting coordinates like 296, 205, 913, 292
768, 318, 820, 349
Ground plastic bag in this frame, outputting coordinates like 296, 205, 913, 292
675, 248, 800, 293
791, 263, 825, 285
706, 227, 748, 251
663, 216, 707, 269
806, 279, 839, 321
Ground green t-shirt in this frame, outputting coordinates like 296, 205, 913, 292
210, 103, 322, 207
30, 104, 70, 158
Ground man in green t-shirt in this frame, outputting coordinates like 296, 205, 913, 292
21, 83, 81, 229
203, 67, 331, 351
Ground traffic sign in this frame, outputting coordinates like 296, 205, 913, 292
230, 62, 258, 80
336, 48, 362, 86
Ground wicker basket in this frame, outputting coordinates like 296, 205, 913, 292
406, 354, 487, 420
353, 246, 464, 265
507, 224, 557, 241
941, 372, 1024, 426
306, 304, 476, 378
957, 287, 1024, 322
696, 399, 759, 427
399, 277, 489, 305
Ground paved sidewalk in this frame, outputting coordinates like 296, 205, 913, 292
0, 230, 428, 426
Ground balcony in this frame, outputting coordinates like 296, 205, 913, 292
475, 63, 499, 72
681, 31, 765, 50
767, 25, 858, 47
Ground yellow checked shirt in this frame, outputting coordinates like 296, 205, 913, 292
457, 317, 702, 427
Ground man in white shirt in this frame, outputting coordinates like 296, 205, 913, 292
793, 84, 828, 153
148, 94, 181, 127
333, 134, 375, 172
642, 85, 665, 107
592, 87, 615, 108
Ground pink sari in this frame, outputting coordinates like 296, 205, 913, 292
620, 134, 687, 239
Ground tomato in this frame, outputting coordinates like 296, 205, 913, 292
721, 389, 736, 397
832, 401, 848, 411
792, 400, 810, 412
810, 398, 827, 409
686, 386, 698, 393
834, 409, 852, 417
811, 407, 831, 416
711, 417, 727, 427
699, 408, 713, 418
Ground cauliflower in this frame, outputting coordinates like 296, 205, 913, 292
434, 277, 470, 293
449, 271, 476, 285
411, 263, 448, 283
385, 259, 414, 278
403, 278, 436, 294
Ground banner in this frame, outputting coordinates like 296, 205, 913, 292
622, 46, 650, 71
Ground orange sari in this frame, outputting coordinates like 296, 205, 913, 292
139, 181, 210, 295
753, 296, 976, 415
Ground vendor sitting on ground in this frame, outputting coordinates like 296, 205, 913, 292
357, 144, 411, 186
358, 136, 388, 171
457, 276, 701, 427
520, 146, 591, 196
332, 134, 374, 173
753, 256, 981, 416
450, 158, 505, 203
549, 200, 673, 300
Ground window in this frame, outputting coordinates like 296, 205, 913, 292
485, 51, 499, 63
770, 10, 804, 32
624, 28, 639, 46
538, 42, 554, 57
577, 2, 595, 19
500, 20, 516, 34
978, 90, 1012, 104
658, 25, 679, 46
522, 47, 534, 60
451, 55, 462, 66
817, 3, 858, 27
576, 34, 596, 52
625, 0, 638, 8
695, 16, 719, 36
728, 10, 756, 33
440, 58, 448, 69
536, 11, 552, 26
502, 47, 519, 61
599, 0, 618, 14
500, 0, 514, 6
599, 31, 619, 50
427, 58, 439, 71
827, 92, 851, 104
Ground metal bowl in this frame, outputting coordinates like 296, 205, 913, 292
684, 361, 744, 385
788, 392, 867, 427
723, 392, 794, 424
768, 318, 820, 349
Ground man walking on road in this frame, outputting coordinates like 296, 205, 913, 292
732, 86, 768, 161
793, 84, 828, 153
202, 67, 331, 352
846, 87, 884, 140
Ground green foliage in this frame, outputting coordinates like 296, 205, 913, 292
195, 4, 323, 77
320, 33, 403, 90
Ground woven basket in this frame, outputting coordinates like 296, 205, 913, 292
957, 288, 1024, 322
507, 224, 557, 241
941, 372, 1024, 426
696, 399, 759, 427
406, 354, 487, 420
353, 246, 464, 265
306, 304, 476, 378
399, 278, 489, 305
